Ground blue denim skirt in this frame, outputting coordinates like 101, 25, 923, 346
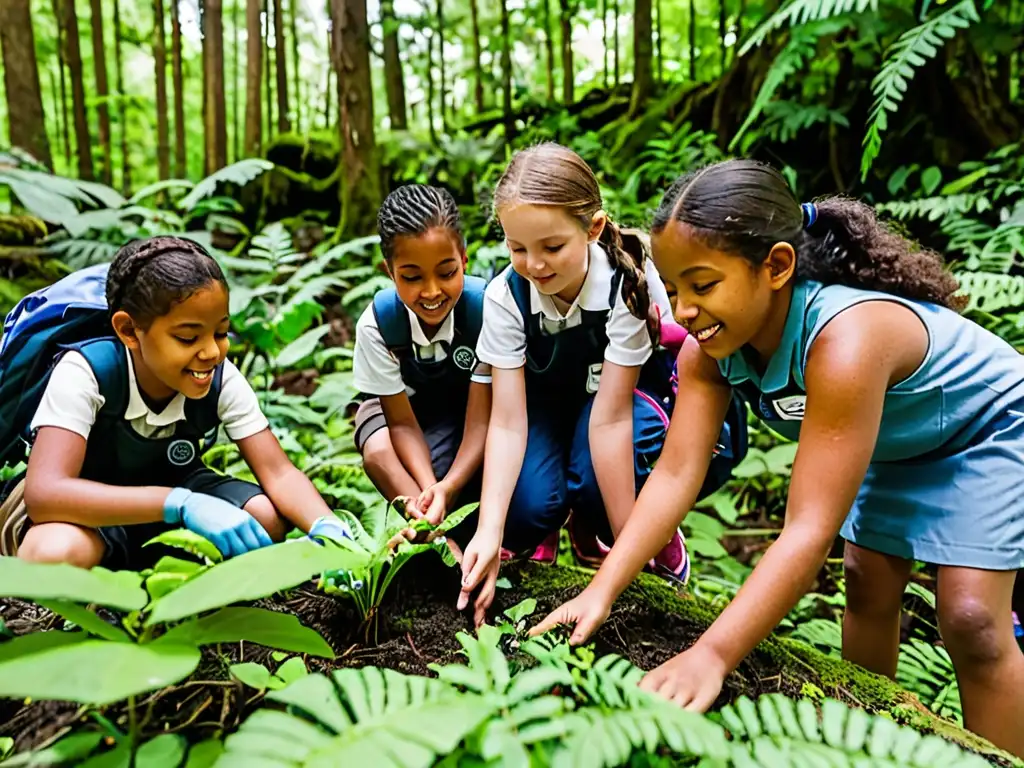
841, 403, 1024, 570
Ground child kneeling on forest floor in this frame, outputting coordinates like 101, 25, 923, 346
0, 236, 352, 568
351, 184, 490, 534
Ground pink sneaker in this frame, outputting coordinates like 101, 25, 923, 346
648, 529, 690, 586
528, 531, 559, 565
568, 513, 607, 568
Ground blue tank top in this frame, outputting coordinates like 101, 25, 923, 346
718, 279, 1024, 463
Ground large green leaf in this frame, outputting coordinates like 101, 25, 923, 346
178, 159, 273, 211
2, 178, 79, 226
183, 739, 224, 768
275, 324, 331, 368
135, 734, 187, 768
36, 600, 131, 643
0, 731, 105, 766
146, 540, 369, 625
128, 179, 194, 204
0, 560, 146, 610
154, 607, 334, 657
0, 640, 200, 705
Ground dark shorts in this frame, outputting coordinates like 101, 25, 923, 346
98, 468, 264, 570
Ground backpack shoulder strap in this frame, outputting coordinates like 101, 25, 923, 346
453, 275, 487, 347
75, 338, 129, 423
505, 270, 534, 335
370, 287, 412, 355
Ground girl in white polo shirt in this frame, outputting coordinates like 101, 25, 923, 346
457, 143, 737, 625
6, 236, 351, 567
352, 184, 491, 527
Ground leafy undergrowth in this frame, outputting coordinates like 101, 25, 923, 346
0, 555, 1017, 767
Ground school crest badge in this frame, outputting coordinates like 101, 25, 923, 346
168, 439, 196, 466
452, 345, 477, 371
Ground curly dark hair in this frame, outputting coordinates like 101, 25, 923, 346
106, 236, 227, 328
493, 142, 657, 343
651, 158, 966, 312
377, 184, 465, 264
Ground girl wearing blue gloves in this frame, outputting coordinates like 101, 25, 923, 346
12, 236, 349, 568
533, 159, 1023, 758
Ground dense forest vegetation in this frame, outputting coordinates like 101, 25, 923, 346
0, 0, 1023, 765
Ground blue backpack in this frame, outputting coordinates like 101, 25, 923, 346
0, 264, 114, 467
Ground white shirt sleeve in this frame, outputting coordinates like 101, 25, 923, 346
470, 361, 493, 385
217, 360, 270, 441
352, 304, 406, 397
476, 272, 528, 370
29, 351, 103, 440
645, 257, 674, 323
604, 283, 656, 369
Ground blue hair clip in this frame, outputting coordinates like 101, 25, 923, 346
801, 202, 818, 229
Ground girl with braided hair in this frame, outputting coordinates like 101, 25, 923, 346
14, 236, 352, 567
352, 184, 491, 528
532, 158, 1024, 758
458, 143, 742, 627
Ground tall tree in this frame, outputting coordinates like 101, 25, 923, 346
500, 0, 513, 142
244, 0, 262, 155
154, 0, 170, 179
273, 0, 290, 131
0, 0, 52, 168
656, 0, 662, 83
51, 0, 71, 164
88, 0, 112, 183
233, 0, 240, 160
436, 0, 446, 132
330, 0, 380, 234
629, 0, 652, 116
113, 0, 130, 191
380, 0, 408, 129
60, 0, 94, 179
203, 0, 228, 172
559, 0, 573, 102
688, 0, 696, 80
612, 0, 619, 86
424, 28, 437, 144
719, 0, 727, 73
263, 0, 273, 138
171, 0, 187, 176
289, 0, 300, 131
542, 0, 555, 100
468, 0, 484, 112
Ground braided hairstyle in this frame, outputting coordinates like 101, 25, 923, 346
106, 236, 227, 327
652, 158, 965, 311
377, 184, 465, 263
492, 142, 657, 343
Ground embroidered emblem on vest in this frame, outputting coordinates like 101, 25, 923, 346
452, 345, 477, 371
168, 439, 196, 466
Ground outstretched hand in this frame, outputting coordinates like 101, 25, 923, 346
456, 531, 501, 628
639, 646, 727, 711
529, 587, 612, 645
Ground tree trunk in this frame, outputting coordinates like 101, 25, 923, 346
612, 0, 619, 86
0, 0, 52, 168
330, 0, 380, 235
289, 0, 300, 131
203, 0, 228, 173
153, 0, 170, 179
689, 0, 696, 80
601, 0, 608, 86
48, 70, 64, 165
113, 0, 130, 192
656, 0, 662, 83
88, 0, 112, 183
380, 0, 408, 130
468, 0, 485, 112
60, 0, 94, 179
264, 0, 273, 139
323, 28, 332, 129
736, 0, 744, 45
233, 0, 240, 161
244, 0, 262, 155
273, 0, 290, 131
629, 0, 652, 116
51, 0, 71, 165
171, 0, 186, 177
500, 0, 513, 143
424, 29, 437, 144
436, 0, 446, 133
559, 0, 573, 103
543, 0, 555, 100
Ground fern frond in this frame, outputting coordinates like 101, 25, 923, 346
896, 640, 961, 724
219, 668, 496, 767
720, 694, 991, 767
861, 0, 980, 181
738, 0, 877, 56
876, 194, 985, 222
248, 222, 298, 268
177, 158, 273, 212
954, 271, 1024, 313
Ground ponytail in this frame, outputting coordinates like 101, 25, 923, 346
652, 159, 966, 312
598, 220, 659, 346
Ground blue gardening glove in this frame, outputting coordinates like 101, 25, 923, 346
308, 515, 354, 546
163, 487, 274, 558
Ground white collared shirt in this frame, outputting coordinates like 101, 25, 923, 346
352, 301, 492, 398
477, 241, 674, 370
30, 347, 269, 442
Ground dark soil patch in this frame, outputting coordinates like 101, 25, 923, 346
0, 557, 1010, 765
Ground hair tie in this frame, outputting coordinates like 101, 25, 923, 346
801, 202, 818, 229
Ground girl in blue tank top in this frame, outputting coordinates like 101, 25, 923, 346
533, 159, 1024, 759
